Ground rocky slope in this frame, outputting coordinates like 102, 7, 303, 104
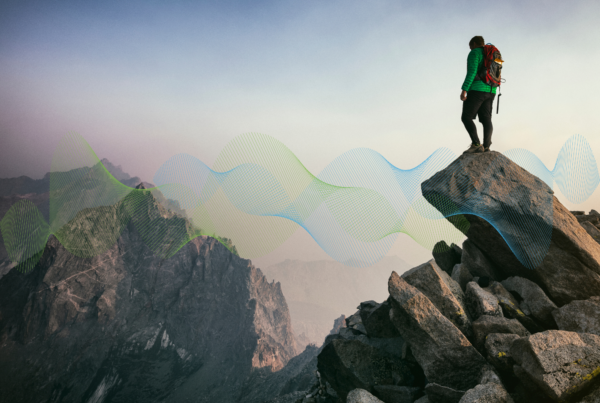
302, 152, 600, 403
0, 184, 297, 403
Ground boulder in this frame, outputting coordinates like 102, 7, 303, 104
501, 277, 557, 329
432, 241, 462, 275
421, 151, 600, 306
402, 260, 472, 338
424, 383, 466, 403
510, 330, 600, 401
577, 214, 600, 226
388, 271, 488, 392
452, 264, 474, 292
346, 310, 367, 334
462, 240, 501, 281
372, 385, 423, 403
360, 299, 401, 338
458, 382, 514, 403
552, 297, 600, 336
581, 221, 600, 244
472, 316, 529, 351
465, 282, 503, 320
347, 388, 385, 403
317, 338, 415, 401
414, 396, 430, 403
484, 333, 521, 372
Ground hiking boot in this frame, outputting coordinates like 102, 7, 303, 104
463, 143, 484, 154
484, 146, 491, 152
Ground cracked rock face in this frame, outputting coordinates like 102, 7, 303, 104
421, 152, 600, 306
510, 330, 600, 401
0, 195, 296, 403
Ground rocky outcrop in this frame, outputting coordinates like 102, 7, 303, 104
501, 276, 558, 328
465, 282, 503, 320
401, 260, 472, 338
552, 297, 600, 336
0, 189, 296, 403
309, 153, 600, 403
510, 330, 600, 401
388, 272, 488, 392
421, 151, 600, 306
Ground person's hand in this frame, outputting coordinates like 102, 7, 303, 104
460, 90, 467, 101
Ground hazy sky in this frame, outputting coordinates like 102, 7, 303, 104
2, 0, 600, 267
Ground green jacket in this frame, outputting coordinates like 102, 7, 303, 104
461, 47, 497, 94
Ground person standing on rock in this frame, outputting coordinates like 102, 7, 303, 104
461, 36, 498, 154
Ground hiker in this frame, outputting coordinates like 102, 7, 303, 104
461, 36, 499, 154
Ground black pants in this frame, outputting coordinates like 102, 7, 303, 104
461, 90, 496, 148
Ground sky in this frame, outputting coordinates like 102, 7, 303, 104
2, 0, 600, 267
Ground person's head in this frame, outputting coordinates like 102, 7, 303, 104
469, 36, 485, 49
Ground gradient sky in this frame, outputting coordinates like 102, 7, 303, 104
2, 0, 600, 267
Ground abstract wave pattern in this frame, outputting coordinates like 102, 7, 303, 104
1, 132, 597, 272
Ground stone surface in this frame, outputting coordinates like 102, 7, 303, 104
501, 276, 558, 328
317, 339, 415, 401
402, 259, 472, 338
372, 385, 423, 403
462, 239, 501, 281
421, 151, 600, 306
452, 263, 474, 292
472, 316, 529, 351
582, 221, 600, 244
580, 386, 600, 403
510, 330, 600, 401
432, 240, 462, 275
465, 282, 503, 320
414, 396, 430, 403
388, 271, 488, 391
361, 299, 401, 338
552, 297, 600, 336
458, 382, 514, 403
347, 388, 385, 403
484, 333, 521, 372
424, 383, 465, 403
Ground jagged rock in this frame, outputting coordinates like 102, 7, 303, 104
452, 264, 474, 292
347, 388, 384, 403
372, 385, 423, 403
510, 330, 600, 401
472, 316, 529, 350
360, 299, 401, 338
462, 240, 501, 281
571, 211, 585, 216
401, 260, 472, 338
465, 282, 503, 320
346, 310, 367, 334
432, 241, 462, 275
421, 151, 600, 306
581, 221, 600, 244
577, 214, 600, 226
317, 339, 415, 401
491, 291, 545, 335
388, 271, 488, 391
501, 277, 557, 328
552, 297, 600, 336
0, 222, 296, 402
424, 383, 465, 403
458, 382, 514, 403
329, 315, 347, 335
484, 333, 521, 372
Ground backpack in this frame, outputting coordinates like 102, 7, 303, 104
475, 43, 503, 88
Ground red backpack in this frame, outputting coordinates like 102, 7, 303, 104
477, 43, 503, 88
